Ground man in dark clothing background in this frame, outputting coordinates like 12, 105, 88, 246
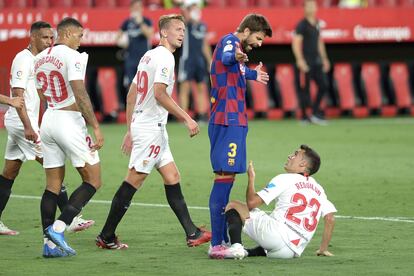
292, 0, 330, 125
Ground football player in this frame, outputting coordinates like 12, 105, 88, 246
0, 22, 94, 244
210, 145, 336, 259
96, 14, 211, 250
34, 18, 103, 257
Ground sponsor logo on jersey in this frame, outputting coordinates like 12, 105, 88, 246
263, 183, 276, 193
160, 67, 168, 78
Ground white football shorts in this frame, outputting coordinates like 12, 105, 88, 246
4, 120, 42, 162
129, 124, 174, 174
243, 208, 296, 259
40, 109, 100, 169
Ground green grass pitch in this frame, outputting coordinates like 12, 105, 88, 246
0, 118, 413, 275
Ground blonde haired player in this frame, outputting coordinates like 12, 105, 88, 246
96, 14, 211, 250
0, 21, 93, 242
34, 17, 103, 257
210, 145, 336, 259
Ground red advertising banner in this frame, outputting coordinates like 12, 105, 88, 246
0, 7, 413, 45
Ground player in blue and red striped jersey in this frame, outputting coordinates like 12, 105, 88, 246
207, 14, 272, 258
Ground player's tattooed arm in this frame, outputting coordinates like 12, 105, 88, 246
316, 213, 335, 257
12, 87, 38, 142
70, 80, 104, 150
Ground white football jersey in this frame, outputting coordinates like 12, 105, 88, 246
131, 46, 175, 128
34, 45, 84, 109
5, 49, 40, 126
257, 173, 337, 256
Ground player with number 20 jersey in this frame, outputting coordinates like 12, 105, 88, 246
34, 44, 99, 168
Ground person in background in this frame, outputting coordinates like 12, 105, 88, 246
292, 0, 330, 125
178, 0, 212, 122
116, 0, 154, 110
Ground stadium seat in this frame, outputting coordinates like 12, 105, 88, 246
249, 80, 269, 113
361, 63, 382, 111
3, 0, 31, 7
399, 0, 414, 6
333, 63, 356, 113
290, 0, 304, 6
255, 0, 271, 7
227, 0, 253, 7
276, 64, 298, 113
269, 0, 291, 6
116, 0, 131, 6
390, 63, 412, 110
35, 0, 50, 7
95, 0, 117, 7
206, 0, 227, 7
376, 0, 398, 6
97, 68, 119, 119
73, 0, 92, 6
49, 0, 73, 7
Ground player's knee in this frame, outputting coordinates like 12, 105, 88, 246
164, 171, 180, 185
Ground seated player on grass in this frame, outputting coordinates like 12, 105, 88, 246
209, 145, 336, 259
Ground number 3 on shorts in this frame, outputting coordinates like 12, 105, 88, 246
228, 143, 237, 158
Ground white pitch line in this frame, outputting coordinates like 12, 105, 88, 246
10, 194, 414, 223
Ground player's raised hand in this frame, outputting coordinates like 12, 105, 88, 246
255, 62, 269, 84
248, 160, 256, 180
10, 96, 24, 109
24, 126, 38, 143
92, 127, 104, 151
121, 131, 133, 155
184, 118, 200, 138
235, 42, 248, 63
316, 250, 334, 257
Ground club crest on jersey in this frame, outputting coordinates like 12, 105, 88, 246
228, 158, 235, 166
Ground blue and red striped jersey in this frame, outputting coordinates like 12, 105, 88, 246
209, 33, 257, 126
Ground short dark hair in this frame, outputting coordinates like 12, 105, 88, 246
30, 21, 51, 34
57, 17, 83, 32
158, 14, 185, 33
300, 144, 321, 176
237, 14, 272, 38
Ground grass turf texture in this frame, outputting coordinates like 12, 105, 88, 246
0, 118, 413, 275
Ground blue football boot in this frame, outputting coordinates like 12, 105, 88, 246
45, 226, 76, 256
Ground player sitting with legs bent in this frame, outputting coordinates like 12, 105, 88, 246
210, 145, 336, 259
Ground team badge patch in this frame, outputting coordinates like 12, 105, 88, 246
223, 44, 233, 52
143, 160, 149, 166
228, 158, 235, 166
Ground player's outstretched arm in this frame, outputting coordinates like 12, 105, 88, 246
12, 88, 38, 142
316, 213, 335, 257
154, 83, 199, 137
0, 94, 24, 108
70, 80, 104, 150
246, 161, 264, 210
